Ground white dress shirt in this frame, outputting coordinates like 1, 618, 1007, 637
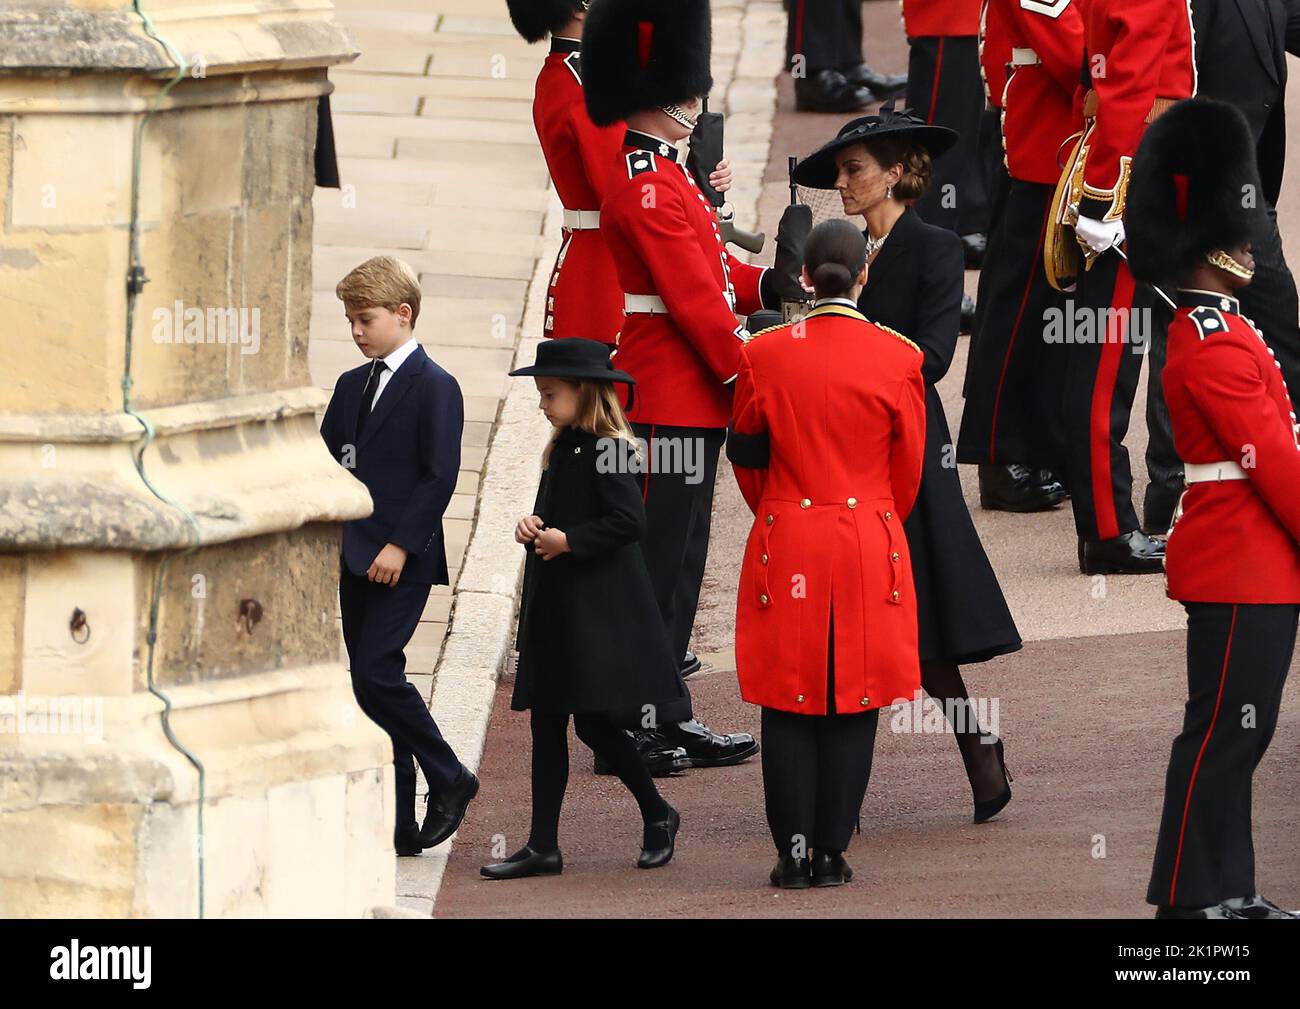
369, 336, 420, 410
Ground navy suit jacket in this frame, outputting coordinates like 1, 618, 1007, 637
321, 344, 464, 585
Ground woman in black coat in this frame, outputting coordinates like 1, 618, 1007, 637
794, 107, 1021, 821
480, 338, 686, 880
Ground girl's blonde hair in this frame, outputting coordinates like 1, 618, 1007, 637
542, 378, 641, 467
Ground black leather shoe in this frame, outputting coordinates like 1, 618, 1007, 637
959, 293, 976, 335
1155, 904, 1247, 919
978, 463, 1067, 513
658, 720, 760, 768
1222, 895, 1300, 919
770, 855, 813, 889
1039, 469, 1070, 497
840, 63, 907, 98
637, 807, 680, 869
419, 767, 480, 849
811, 850, 853, 887
960, 232, 987, 269
681, 651, 703, 678
480, 845, 563, 880
394, 823, 422, 857
1078, 530, 1166, 575
593, 732, 691, 777
794, 69, 874, 113
973, 737, 1013, 824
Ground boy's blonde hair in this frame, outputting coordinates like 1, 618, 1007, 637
336, 256, 422, 327
543, 379, 642, 467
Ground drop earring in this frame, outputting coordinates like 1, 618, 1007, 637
886, 184, 894, 200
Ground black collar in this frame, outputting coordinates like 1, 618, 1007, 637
1177, 288, 1241, 314
624, 129, 683, 163
550, 36, 581, 54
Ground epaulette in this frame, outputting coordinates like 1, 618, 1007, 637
625, 150, 657, 179
875, 322, 922, 355
1187, 306, 1229, 342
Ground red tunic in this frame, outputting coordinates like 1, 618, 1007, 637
600, 130, 767, 429
1163, 293, 1300, 603
532, 37, 625, 344
1078, 0, 1196, 219
730, 304, 927, 716
978, 0, 1013, 111
984, 0, 1086, 185
904, 0, 983, 38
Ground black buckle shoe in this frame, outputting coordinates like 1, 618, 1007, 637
978, 463, 1067, 513
1155, 904, 1248, 919
658, 719, 760, 768
794, 69, 874, 113
1221, 895, 1300, 919
637, 807, 680, 869
811, 850, 853, 887
840, 63, 907, 98
770, 855, 813, 889
1078, 530, 1166, 575
419, 767, 480, 849
480, 845, 563, 880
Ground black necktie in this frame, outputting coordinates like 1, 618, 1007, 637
356, 359, 387, 436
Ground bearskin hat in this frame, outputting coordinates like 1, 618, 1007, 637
1126, 98, 1267, 286
505, 0, 585, 44
582, 0, 714, 126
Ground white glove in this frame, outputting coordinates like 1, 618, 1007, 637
1074, 214, 1126, 255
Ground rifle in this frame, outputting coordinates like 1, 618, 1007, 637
687, 99, 767, 255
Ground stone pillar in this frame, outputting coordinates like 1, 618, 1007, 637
0, 1, 395, 916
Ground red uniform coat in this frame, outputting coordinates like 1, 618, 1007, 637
729, 303, 928, 715
1078, 0, 1196, 219
978, 0, 1012, 110
983, 0, 1086, 184
1163, 293, 1300, 603
532, 38, 625, 344
600, 130, 767, 429
904, 0, 983, 38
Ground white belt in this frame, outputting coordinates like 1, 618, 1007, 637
1010, 47, 1041, 66
624, 294, 669, 315
1184, 461, 1247, 484
563, 208, 601, 230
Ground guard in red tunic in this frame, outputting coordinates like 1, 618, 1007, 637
902, 0, 993, 261
1060, 0, 1194, 573
582, 0, 796, 768
727, 220, 927, 888
958, 0, 1084, 511
1127, 97, 1299, 919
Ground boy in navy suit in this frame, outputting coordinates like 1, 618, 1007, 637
321, 256, 478, 857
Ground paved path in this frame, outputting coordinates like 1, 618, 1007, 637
435, 1, 1300, 917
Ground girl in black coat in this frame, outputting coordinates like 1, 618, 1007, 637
794, 108, 1021, 822
480, 338, 685, 880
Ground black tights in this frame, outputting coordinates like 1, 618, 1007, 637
528, 710, 670, 853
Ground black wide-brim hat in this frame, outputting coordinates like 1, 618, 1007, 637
509, 336, 638, 387
582, 0, 714, 127
1126, 98, 1267, 287
792, 104, 959, 190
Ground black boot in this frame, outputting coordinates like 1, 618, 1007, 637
1078, 530, 1166, 575
811, 850, 854, 887
971, 737, 1013, 824
480, 845, 563, 881
794, 69, 874, 113
770, 855, 813, 889
840, 63, 907, 99
978, 463, 1067, 513
657, 719, 759, 768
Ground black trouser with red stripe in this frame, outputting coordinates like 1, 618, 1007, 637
1062, 252, 1155, 541
614, 422, 725, 727
1147, 602, 1296, 908
958, 178, 1067, 469
786, 0, 863, 72
906, 35, 991, 236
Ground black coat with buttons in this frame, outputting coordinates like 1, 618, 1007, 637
859, 207, 1022, 664
511, 426, 687, 721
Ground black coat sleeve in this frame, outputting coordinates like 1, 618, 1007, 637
564, 441, 647, 560
911, 229, 965, 386
390, 367, 464, 555
320, 377, 346, 459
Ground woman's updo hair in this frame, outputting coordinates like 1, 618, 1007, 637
803, 218, 868, 300
861, 135, 933, 201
